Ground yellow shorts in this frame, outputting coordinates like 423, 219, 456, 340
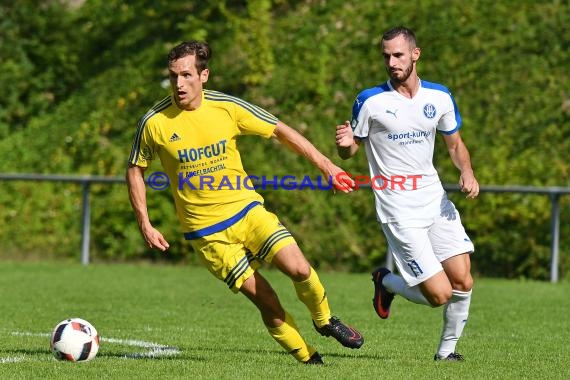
189, 204, 296, 293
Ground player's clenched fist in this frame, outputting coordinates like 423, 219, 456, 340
336, 121, 354, 148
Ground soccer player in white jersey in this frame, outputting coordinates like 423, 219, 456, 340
335, 26, 479, 361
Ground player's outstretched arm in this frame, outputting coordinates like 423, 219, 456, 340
442, 132, 479, 199
126, 164, 170, 251
272, 121, 354, 193
336, 120, 360, 160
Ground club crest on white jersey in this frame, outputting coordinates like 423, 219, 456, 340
423, 103, 437, 119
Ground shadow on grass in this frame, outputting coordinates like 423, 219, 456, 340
182, 344, 387, 362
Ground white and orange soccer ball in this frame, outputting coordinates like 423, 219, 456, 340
50, 318, 100, 362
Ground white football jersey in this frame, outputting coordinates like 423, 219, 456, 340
351, 79, 461, 223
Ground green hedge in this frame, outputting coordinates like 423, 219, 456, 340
0, 0, 568, 279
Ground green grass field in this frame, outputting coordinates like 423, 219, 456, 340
0, 261, 568, 379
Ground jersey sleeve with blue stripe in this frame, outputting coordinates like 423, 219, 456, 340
351, 83, 391, 139
421, 81, 462, 135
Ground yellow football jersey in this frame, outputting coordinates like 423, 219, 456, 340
128, 90, 278, 237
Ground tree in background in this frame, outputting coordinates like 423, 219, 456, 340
0, 0, 568, 280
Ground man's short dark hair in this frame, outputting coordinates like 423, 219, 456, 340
168, 41, 211, 73
381, 26, 417, 48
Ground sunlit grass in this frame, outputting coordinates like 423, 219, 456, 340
0, 262, 568, 379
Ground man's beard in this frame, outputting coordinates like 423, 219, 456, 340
388, 63, 414, 84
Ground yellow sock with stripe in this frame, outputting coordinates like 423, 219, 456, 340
267, 311, 315, 362
293, 267, 331, 328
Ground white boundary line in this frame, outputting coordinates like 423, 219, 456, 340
0, 356, 25, 364
103, 337, 181, 358
1, 331, 181, 363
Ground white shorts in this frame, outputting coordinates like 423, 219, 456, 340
381, 200, 474, 287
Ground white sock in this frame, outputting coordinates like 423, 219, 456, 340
383, 273, 431, 306
436, 289, 472, 358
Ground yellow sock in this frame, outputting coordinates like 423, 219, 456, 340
293, 267, 331, 328
267, 311, 315, 362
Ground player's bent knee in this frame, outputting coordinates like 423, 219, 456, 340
428, 291, 452, 307
285, 261, 312, 281
421, 285, 452, 307
421, 271, 452, 306
272, 246, 312, 281
461, 277, 474, 292
451, 274, 473, 292
293, 264, 311, 280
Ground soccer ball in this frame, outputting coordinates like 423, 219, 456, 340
50, 318, 100, 362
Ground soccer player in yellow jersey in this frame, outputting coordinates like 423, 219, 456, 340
127, 41, 363, 364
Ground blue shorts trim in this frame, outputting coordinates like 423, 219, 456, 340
183, 201, 262, 240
